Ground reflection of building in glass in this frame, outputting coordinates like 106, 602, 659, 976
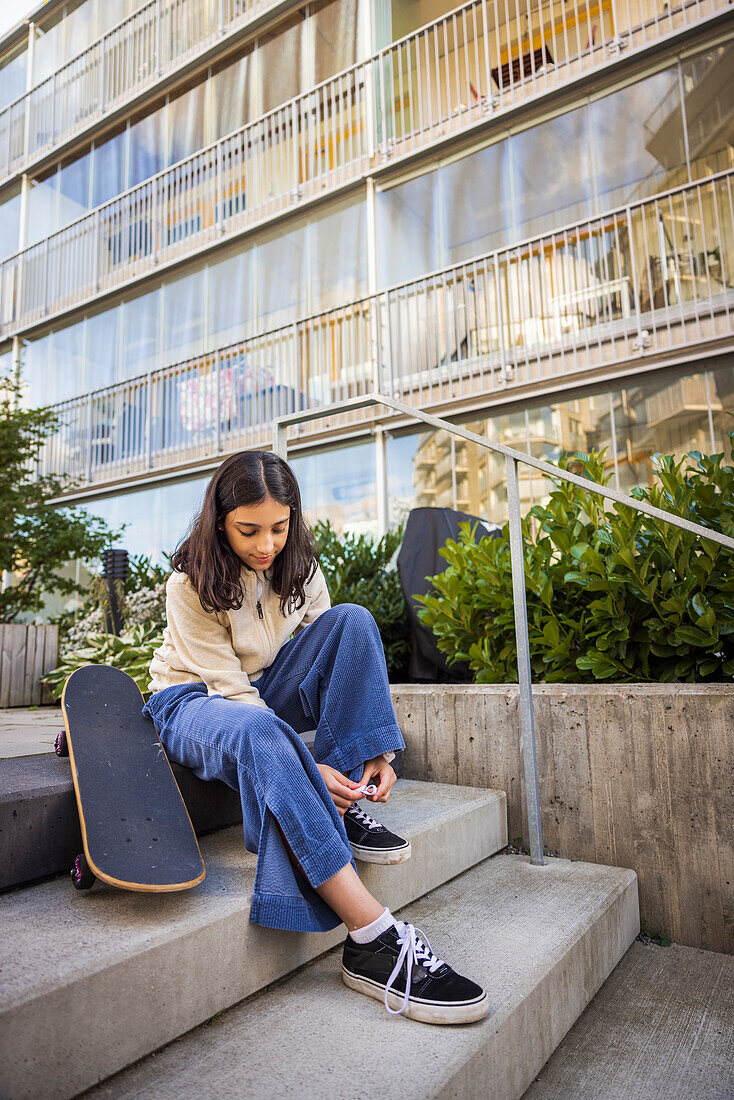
0, 0, 731, 560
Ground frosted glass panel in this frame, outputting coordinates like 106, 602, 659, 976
21, 334, 53, 408
212, 52, 252, 139
377, 172, 442, 287
0, 45, 27, 110
310, 198, 366, 310
208, 248, 253, 346
129, 105, 167, 187
92, 130, 128, 206
162, 269, 206, 363
122, 289, 160, 378
27, 174, 59, 246
291, 440, 377, 536
443, 141, 511, 263
52, 320, 88, 404
168, 82, 207, 166
257, 223, 308, 327
0, 187, 21, 261
259, 16, 304, 114
313, 0, 361, 84
87, 308, 120, 390
57, 151, 92, 225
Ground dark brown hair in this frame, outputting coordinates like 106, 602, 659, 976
172, 451, 317, 614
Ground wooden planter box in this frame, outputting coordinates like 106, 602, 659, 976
0, 624, 59, 707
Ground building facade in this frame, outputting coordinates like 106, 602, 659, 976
0, 0, 732, 563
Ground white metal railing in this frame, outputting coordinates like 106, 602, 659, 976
36, 168, 734, 489
2, 0, 729, 337
0, 0, 290, 183
272, 390, 734, 864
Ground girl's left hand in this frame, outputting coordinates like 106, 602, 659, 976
358, 756, 396, 804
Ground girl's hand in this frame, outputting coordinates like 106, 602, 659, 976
317, 764, 363, 817
358, 756, 396, 804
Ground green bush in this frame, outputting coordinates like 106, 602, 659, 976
314, 520, 411, 680
43, 623, 163, 700
416, 442, 734, 684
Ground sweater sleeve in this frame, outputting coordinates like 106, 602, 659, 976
165, 574, 268, 707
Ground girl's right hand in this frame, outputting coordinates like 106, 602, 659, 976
316, 764, 363, 816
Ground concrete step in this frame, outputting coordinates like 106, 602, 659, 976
0, 779, 507, 1100
82, 855, 640, 1100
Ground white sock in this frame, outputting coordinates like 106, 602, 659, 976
349, 906, 396, 943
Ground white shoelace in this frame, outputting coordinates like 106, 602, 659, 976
384, 921, 445, 1016
348, 797, 382, 831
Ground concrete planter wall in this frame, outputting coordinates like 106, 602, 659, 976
390, 683, 734, 955
0, 624, 58, 707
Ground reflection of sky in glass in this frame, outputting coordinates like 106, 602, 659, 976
84, 477, 209, 564
291, 442, 377, 537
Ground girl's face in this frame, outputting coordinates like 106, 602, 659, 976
223, 494, 291, 571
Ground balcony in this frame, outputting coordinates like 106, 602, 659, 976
1, 0, 730, 340
0, 0, 295, 186
38, 169, 734, 495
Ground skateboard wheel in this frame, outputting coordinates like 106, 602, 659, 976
70, 853, 95, 891
55, 730, 69, 757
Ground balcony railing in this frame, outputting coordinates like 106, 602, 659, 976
0, 0, 292, 184
37, 169, 734, 491
2, 0, 729, 339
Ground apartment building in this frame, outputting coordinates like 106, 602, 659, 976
0, 0, 732, 560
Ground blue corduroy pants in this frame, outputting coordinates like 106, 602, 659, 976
142, 604, 405, 932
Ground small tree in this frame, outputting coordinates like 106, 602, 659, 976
0, 376, 118, 622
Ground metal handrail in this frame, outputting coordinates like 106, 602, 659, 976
273, 392, 734, 866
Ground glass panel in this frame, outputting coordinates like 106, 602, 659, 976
590, 67, 686, 212
86, 306, 121, 390
83, 477, 209, 562
168, 81, 207, 167
709, 365, 734, 456
509, 105, 594, 240
0, 186, 21, 261
33, 10, 65, 86
98, 0, 132, 35
91, 129, 128, 206
376, 171, 442, 287
20, 333, 53, 408
208, 247, 253, 346
121, 287, 160, 378
291, 439, 377, 536
312, 0, 361, 84
162, 268, 206, 364
680, 43, 734, 182
443, 141, 511, 263
57, 149, 92, 226
259, 14, 304, 115
610, 373, 714, 493
212, 49, 252, 139
51, 319, 88, 403
0, 42, 27, 110
27, 171, 59, 245
256, 220, 308, 328
63, 0, 95, 63
309, 196, 366, 311
129, 103, 167, 188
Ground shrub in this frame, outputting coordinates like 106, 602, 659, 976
416, 442, 734, 683
314, 520, 412, 680
44, 623, 163, 700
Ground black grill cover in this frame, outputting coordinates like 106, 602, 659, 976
397, 507, 499, 682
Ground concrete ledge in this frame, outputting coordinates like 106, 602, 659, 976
0, 780, 507, 1100
0, 755, 243, 891
391, 682, 734, 954
80, 855, 639, 1100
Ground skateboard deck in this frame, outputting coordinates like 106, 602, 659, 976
61, 664, 206, 892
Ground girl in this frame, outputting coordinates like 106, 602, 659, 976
143, 450, 488, 1025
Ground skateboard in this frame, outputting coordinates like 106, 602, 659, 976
55, 664, 206, 893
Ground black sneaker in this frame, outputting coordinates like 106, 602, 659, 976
342, 921, 489, 1024
344, 803, 411, 864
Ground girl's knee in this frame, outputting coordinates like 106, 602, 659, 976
322, 603, 377, 632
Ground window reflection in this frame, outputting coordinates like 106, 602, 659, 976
83, 477, 209, 564
0, 187, 21, 261
292, 441, 377, 536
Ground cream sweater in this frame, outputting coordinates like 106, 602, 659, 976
148, 563, 331, 707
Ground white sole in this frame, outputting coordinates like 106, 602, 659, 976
349, 841, 412, 865
342, 967, 490, 1025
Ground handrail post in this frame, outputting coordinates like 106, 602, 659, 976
505, 455, 544, 865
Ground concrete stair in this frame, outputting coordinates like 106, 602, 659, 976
0, 779, 508, 1100
83, 855, 640, 1100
